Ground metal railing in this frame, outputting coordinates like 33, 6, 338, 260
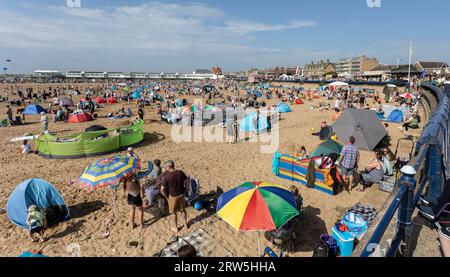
360, 83, 449, 257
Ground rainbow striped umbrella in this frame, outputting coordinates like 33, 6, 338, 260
73, 155, 141, 191
216, 182, 299, 231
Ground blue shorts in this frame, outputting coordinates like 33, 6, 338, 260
340, 167, 355, 177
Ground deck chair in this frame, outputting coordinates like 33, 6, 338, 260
185, 177, 200, 206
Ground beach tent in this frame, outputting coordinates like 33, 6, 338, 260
6, 179, 69, 229
107, 97, 118, 104
131, 91, 142, 100
95, 97, 107, 104
22, 104, 46, 115
276, 103, 292, 113
68, 112, 93, 123
309, 139, 343, 158
295, 99, 304, 105
382, 104, 410, 119
240, 112, 270, 133
36, 120, 144, 159
386, 109, 404, 123
332, 109, 387, 151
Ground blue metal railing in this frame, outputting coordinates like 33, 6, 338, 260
360, 83, 449, 257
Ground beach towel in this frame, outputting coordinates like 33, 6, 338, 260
154, 229, 211, 257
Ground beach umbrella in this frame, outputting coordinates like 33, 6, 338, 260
216, 181, 299, 255
332, 108, 387, 151
329, 81, 349, 87
73, 155, 141, 191
72, 155, 141, 217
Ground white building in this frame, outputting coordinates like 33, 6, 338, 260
65, 69, 217, 80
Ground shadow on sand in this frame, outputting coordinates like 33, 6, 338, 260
291, 206, 328, 253
69, 200, 105, 219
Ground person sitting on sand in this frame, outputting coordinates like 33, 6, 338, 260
290, 186, 303, 212
160, 160, 189, 233
312, 121, 329, 136
20, 139, 36, 155
332, 108, 341, 122
123, 174, 145, 230
294, 146, 307, 160
359, 151, 384, 192
26, 205, 47, 243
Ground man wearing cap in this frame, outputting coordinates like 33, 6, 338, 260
160, 160, 189, 233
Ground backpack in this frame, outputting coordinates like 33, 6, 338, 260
313, 241, 330, 257
320, 234, 340, 257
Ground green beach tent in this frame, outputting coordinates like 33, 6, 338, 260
309, 139, 343, 158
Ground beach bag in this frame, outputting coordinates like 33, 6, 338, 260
320, 234, 339, 257
313, 241, 330, 257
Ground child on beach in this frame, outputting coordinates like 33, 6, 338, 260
26, 205, 47, 243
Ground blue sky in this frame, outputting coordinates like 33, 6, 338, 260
0, 0, 449, 73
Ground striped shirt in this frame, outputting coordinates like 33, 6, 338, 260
340, 143, 360, 169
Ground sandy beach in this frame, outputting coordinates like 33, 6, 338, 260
0, 82, 424, 257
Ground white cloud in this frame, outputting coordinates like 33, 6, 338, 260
0, 1, 319, 71
225, 20, 317, 35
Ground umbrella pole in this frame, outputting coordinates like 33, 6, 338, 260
111, 189, 117, 218
257, 231, 261, 257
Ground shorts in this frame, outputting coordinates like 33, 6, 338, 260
30, 226, 43, 234
168, 194, 186, 214
340, 167, 355, 177
127, 194, 143, 207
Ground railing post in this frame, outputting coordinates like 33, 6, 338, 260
396, 165, 417, 257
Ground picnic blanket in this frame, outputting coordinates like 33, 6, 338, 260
154, 229, 209, 257
154, 228, 232, 257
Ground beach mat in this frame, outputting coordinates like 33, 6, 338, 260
154, 228, 232, 257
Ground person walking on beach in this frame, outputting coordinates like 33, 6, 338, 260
40, 112, 49, 133
160, 160, 189, 233
6, 105, 13, 126
339, 136, 360, 193
123, 174, 145, 230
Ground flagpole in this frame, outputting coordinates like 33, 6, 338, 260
408, 41, 413, 83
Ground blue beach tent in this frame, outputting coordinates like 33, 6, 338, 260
7, 179, 70, 229
386, 109, 404, 123
131, 91, 142, 99
22, 105, 46, 115
240, 112, 270, 132
276, 103, 292, 113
